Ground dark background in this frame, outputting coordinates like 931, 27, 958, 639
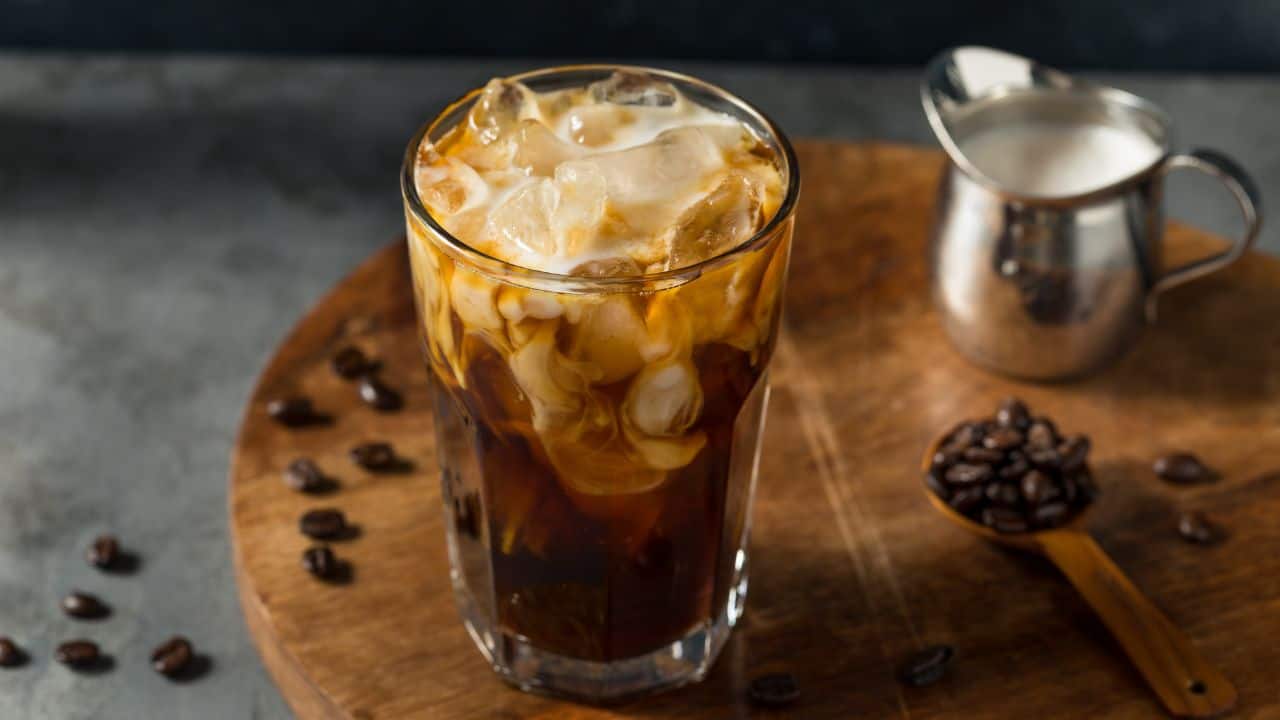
2, 0, 1279, 71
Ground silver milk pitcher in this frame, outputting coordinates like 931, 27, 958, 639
922, 47, 1262, 380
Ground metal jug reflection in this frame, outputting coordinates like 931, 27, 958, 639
922, 47, 1262, 380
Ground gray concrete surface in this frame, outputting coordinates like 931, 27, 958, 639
0, 55, 1277, 719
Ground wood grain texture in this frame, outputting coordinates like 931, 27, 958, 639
229, 141, 1280, 719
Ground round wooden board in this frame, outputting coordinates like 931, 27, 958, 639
230, 141, 1280, 719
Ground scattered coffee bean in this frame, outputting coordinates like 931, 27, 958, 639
996, 397, 1031, 430
0, 637, 25, 668
299, 508, 348, 540
350, 442, 397, 471
747, 672, 800, 707
150, 636, 194, 678
302, 545, 342, 580
1155, 453, 1215, 484
358, 376, 403, 412
87, 535, 121, 570
55, 640, 100, 669
1058, 435, 1091, 473
1020, 470, 1054, 505
283, 458, 329, 493
1033, 501, 1071, 528
1178, 511, 1218, 545
331, 346, 372, 379
61, 592, 109, 620
983, 427, 1024, 452
267, 397, 324, 428
945, 463, 993, 486
1026, 420, 1058, 448
1026, 446, 1062, 471
900, 645, 954, 687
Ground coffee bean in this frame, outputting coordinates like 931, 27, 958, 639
981, 506, 1029, 533
931, 448, 962, 472
267, 397, 323, 428
150, 636, 194, 678
87, 535, 120, 570
1026, 420, 1058, 448
983, 427, 1024, 452
963, 446, 1005, 464
944, 463, 993, 486
299, 508, 347, 540
948, 486, 985, 515
984, 481, 1021, 507
900, 645, 953, 687
55, 640, 100, 669
0, 637, 25, 668
925, 472, 950, 501
358, 375, 403, 412
945, 422, 982, 449
350, 442, 397, 471
302, 545, 342, 580
1026, 446, 1062, 471
1155, 453, 1215, 484
1058, 435, 1091, 473
283, 458, 328, 493
331, 346, 372, 379
1020, 470, 1054, 505
1178, 511, 1218, 544
999, 454, 1031, 481
61, 592, 109, 620
996, 397, 1031, 430
1033, 501, 1071, 528
747, 672, 800, 707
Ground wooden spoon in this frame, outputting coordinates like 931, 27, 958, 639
922, 440, 1236, 719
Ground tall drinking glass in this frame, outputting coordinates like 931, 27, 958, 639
400, 66, 798, 701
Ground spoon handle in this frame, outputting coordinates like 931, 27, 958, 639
1039, 530, 1236, 718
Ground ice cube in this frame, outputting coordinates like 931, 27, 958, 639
549, 162, 607, 255
663, 172, 764, 270
416, 157, 489, 216
468, 79, 539, 145
449, 269, 503, 332
507, 323, 596, 432
589, 71, 678, 107
623, 358, 703, 437
564, 104, 634, 147
510, 119, 582, 176
569, 256, 642, 277
563, 296, 649, 384
485, 179, 557, 257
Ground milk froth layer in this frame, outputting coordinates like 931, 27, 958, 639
413, 71, 786, 274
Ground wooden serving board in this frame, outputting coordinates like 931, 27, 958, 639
230, 142, 1280, 719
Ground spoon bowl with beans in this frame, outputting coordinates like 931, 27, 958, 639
922, 399, 1235, 719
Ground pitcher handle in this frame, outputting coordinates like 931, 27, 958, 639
1147, 149, 1263, 322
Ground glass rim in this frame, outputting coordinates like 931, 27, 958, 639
399, 64, 800, 293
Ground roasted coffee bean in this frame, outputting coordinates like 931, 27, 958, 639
1178, 511, 1218, 544
87, 535, 120, 570
1033, 501, 1071, 528
900, 645, 953, 687
1026, 420, 1058, 448
924, 472, 950, 501
948, 486, 985, 515
981, 506, 1029, 533
266, 396, 323, 427
151, 636, 194, 678
984, 481, 1021, 507
944, 422, 983, 449
284, 458, 328, 493
302, 545, 341, 580
350, 442, 397, 471
998, 454, 1031, 481
1058, 435, 1091, 473
358, 376, 403, 412
996, 397, 1031, 430
1020, 470, 1055, 505
931, 448, 962, 472
983, 427, 1024, 452
299, 508, 347, 540
1026, 446, 1062, 471
0, 637, 25, 668
963, 446, 1005, 464
55, 640, 100, 669
747, 672, 800, 707
944, 463, 993, 486
331, 346, 372, 379
1155, 453, 1215, 484
62, 592, 109, 620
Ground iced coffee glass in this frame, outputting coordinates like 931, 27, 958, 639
400, 66, 797, 701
